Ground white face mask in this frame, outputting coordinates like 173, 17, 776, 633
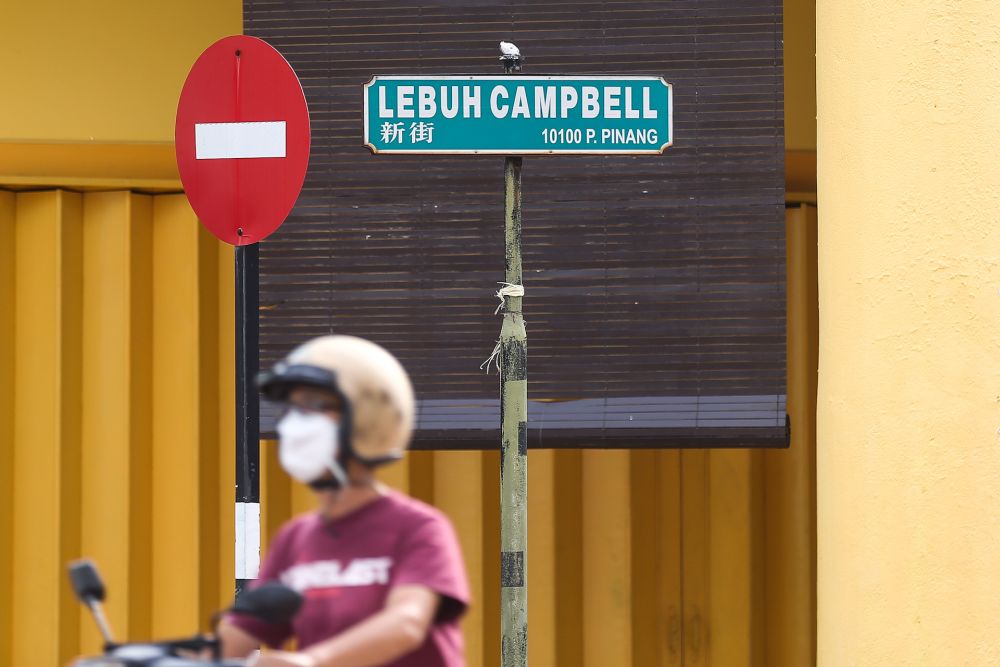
276, 409, 347, 486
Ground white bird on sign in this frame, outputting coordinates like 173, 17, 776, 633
499, 41, 520, 58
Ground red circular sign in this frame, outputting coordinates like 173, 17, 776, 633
175, 36, 310, 246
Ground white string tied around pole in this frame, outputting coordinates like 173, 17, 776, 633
493, 282, 525, 314
480, 282, 525, 375
480, 340, 502, 375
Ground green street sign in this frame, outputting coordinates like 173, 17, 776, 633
363, 75, 672, 155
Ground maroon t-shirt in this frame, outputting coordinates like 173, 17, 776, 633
230, 491, 469, 666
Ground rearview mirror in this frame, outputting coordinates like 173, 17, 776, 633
68, 560, 106, 604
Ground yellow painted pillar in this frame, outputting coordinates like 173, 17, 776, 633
817, 1, 1000, 663
79, 192, 154, 650
552, 450, 583, 667
679, 449, 766, 667
527, 450, 556, 667
150, 195, 220, 636
195, 228, 222, 623
763, 203, 818, 667
706, 450, 763, 666
407, 451, 437, 506
12, 191, 84, 666
581, 450, 632, 667
628, 450, 682, 666
680, 450, 708, 667
656, 452, 683, 667
0, 191, 14, 667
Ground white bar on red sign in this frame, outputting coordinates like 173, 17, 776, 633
195, 121, 286, 159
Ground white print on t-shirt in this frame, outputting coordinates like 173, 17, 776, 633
281, 557, 394, 592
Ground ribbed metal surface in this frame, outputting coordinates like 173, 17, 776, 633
247, 0, 786, 448
0, 190, 237, 666
0, 193, 814, 667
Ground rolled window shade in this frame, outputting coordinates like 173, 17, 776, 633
250, 0, 787, 449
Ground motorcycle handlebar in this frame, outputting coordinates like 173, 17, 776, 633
76, 634, 235, 667
76, 659, 247, 667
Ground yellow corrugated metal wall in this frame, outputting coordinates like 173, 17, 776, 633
1, 191, 15, 663
0, 196, 815, 666
0, 190, 236, 666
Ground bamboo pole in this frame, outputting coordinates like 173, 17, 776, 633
499, 153, 528, 667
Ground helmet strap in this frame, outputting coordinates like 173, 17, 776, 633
308, 477, 342, 492
336, 394, 356, 470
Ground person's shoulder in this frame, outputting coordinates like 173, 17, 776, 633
383, 489, 452, 526
381, 491, 463, 557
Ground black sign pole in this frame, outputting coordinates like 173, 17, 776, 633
235, 243, 260, 596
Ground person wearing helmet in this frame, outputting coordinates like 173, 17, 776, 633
218, 335, 469, 667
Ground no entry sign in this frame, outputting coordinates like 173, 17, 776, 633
176, 35, 310, 246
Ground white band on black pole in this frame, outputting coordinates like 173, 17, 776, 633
235, 502, 261, 580
235, 244, 261, 595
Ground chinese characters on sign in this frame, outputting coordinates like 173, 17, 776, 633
380, 121, 436, 145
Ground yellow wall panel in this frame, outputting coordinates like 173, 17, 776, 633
582, 450, 633, 666
407, 451, 437, 506
552, 450, 584, 666
527, 450, 557, 667
79, 192, 154, 651
1, 189, 238, 663
630, 450, 683, 667
125, 194, 157, 643
681, 450, 709, 667
195, 220, 222, 623
1, 0, 241, 144
12, 190, 84, 666
150, 194, 200, 635
150, 194, 221, 636
0, 189, 817, 666
0, 2, 240, 189
0, 191, 14, 667
818, 2, 1000, 661
707, 450, 764, 666
763, 204, 818, 667
657, 452, 684, 667
628, 450, 658, 665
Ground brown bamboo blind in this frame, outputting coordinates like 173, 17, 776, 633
247, 0, 787, 449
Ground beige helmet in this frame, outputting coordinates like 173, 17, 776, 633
258, 335, 415, 464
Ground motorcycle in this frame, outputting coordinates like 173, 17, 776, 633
68, 559, 302, 667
